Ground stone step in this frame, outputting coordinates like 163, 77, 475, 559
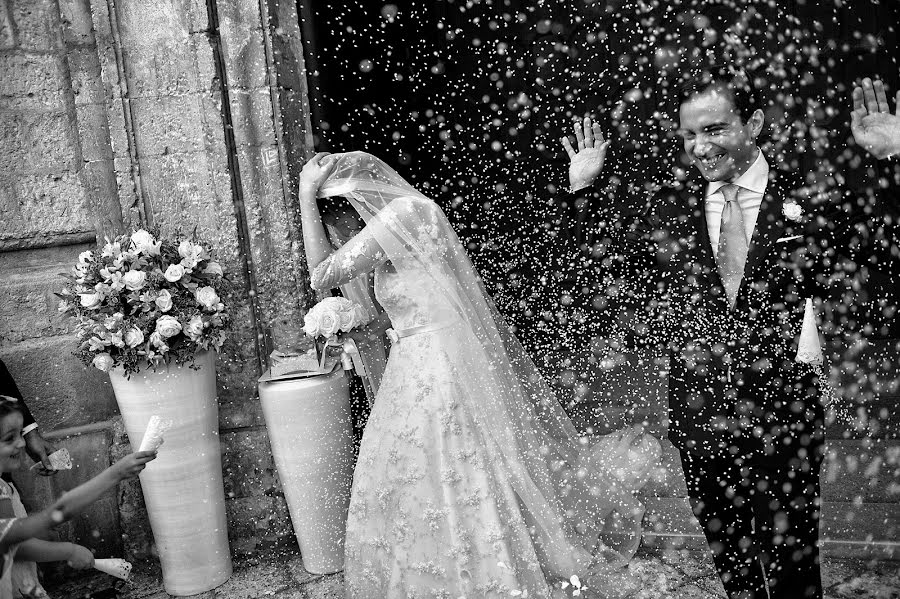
641, 497, 900, 560
0, 243, 91, 344
637, 439, 900, 504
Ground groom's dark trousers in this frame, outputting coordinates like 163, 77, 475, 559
561, 166, 899, 599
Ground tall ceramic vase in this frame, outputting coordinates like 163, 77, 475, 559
258, 367, 355, 573
108, 351, 232, 596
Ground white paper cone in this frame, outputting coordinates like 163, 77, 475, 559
139, 415, 173, 452
30, 448, 72, 471
94, 558, 132, 580
796, 298, 824, 365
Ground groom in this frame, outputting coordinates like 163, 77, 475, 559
559, 67, 899, 599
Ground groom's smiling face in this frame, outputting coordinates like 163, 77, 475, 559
678, 86, 763, 182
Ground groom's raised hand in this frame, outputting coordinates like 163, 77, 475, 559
562, 116, 609, 192
851, 77, 900, 160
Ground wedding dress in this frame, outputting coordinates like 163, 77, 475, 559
311, 152, 661, 598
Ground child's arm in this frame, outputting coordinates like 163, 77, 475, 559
15, 539, 94, 568
0, 450, 155, 553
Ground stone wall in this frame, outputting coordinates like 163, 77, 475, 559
0, 0, 315, 564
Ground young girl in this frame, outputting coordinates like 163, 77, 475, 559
0, 397, 155, 597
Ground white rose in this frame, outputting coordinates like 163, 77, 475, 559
124, 327, 145, 348
130, 229, 159, 254
319, 309, 341, 338
203, 261, 223, 276
122, 270, 147, 291
195, 286, 220, 310
303, 311, 323, 337
80, 292, 103, 309
164, 264, 186, 282
92, 353, 114, 372
155, 315, 182, 338
185, 315, 205, 340
155, 289, 173, 312
339, 309, 355, 332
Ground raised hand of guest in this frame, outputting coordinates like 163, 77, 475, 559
562, 116, 609, 192
851, 77, 900, 160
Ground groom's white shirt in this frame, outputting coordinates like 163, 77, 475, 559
705, 151, 769, 258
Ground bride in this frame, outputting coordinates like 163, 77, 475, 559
298, 150, 660, 598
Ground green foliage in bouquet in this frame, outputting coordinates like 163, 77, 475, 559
57, 229, 231, 376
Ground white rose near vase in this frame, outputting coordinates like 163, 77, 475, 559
58, 229, 233, 596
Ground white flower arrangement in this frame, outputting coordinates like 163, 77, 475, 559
57, 229, 230, 375
303, 296, 370, 340
303, 296, 372, 373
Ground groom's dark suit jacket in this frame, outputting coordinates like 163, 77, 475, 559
563, 163, 899, 460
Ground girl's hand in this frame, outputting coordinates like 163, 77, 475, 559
299, 152, 338, 196
24, 430, 58, 477
111, 450, 157, 481
66, 543, 95, 569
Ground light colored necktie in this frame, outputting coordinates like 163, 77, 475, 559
716, 184, 748, 308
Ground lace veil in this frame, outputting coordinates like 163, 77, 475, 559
317, 151, 660, 582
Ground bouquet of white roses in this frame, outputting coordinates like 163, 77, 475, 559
57, 229, 230, 376
303, 296, 370, 340
303, 296, 371, 373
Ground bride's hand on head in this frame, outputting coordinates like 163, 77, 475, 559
562, 116, 609, 192
299, 152, 338, 197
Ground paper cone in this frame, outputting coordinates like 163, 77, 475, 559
94, 558, 132, 580
30, 448, 72, 471
796, 298, 824, 365
139, 415, 173, 452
